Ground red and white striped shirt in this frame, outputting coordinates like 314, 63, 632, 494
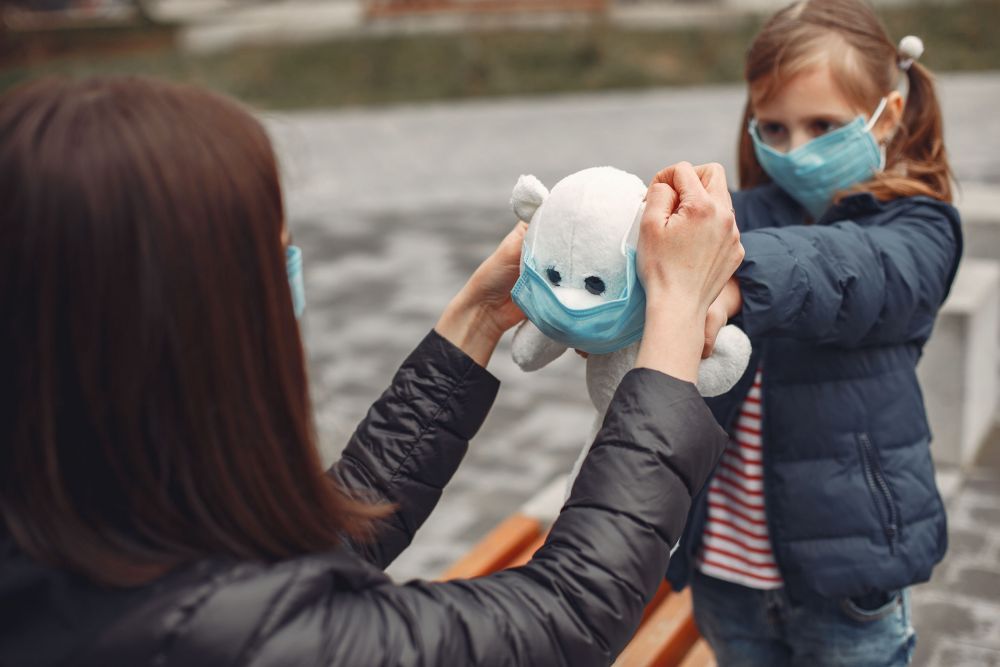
695, 368, 783, 589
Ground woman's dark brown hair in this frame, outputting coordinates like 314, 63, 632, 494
0, 76, 382, 586
737, 0, 953, 203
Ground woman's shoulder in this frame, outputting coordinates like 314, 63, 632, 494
77, 549, 391, 666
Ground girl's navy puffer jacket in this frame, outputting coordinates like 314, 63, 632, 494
667, 183, 963, 602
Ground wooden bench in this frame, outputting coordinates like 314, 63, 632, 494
441, 476, 716, 667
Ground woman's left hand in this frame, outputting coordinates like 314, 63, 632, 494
435, 222, 528, 366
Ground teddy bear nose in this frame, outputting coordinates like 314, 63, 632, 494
546, 268, 562, 286
585, 276, 606, 296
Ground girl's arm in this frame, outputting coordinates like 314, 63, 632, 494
728, 200, 962, 346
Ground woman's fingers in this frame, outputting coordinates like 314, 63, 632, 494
508, 220, 529, 242
495, 221, 528, 263
655, 161, 733, 214
653, 162, 730, 238
652, 161, 708, 202
693, 163, 730, 201
702, 302, 728, 359
642, 182, 678, 229
639, 161, 744, 311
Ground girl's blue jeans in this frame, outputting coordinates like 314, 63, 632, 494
690, 570, 916, 666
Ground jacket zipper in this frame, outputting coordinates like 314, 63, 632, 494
858, 433, 899, 554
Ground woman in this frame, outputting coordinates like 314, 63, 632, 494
0, 76, 742, 666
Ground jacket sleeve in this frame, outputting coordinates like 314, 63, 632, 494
260, 369, 728, 667
328, 329, 500, 570
736, 203, 961, 346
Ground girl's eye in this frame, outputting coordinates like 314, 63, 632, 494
758, 122, 787, 146
584, 276, 606, 296
811, 119, 842, 137
546, 268, 562, 286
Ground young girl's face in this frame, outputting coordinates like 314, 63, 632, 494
751, 62, 900, 153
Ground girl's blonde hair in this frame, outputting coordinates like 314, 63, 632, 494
738, 0, 953, 203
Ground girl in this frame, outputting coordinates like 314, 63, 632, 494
665, 1, 962, 665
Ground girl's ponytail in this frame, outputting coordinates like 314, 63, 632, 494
869, 59, 953, 202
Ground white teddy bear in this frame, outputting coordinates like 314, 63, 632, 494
508, 167, 752, 490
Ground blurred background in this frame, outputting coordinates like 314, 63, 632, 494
2, 0, 998, 105
3, 1, 999, 665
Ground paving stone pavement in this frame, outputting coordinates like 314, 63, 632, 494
911, 462, 1000, 667
266, 72, 1000, 665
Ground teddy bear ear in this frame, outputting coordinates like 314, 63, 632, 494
510, 174, 549, 223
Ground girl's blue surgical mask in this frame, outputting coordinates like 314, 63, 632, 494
749, 97, 888, 219
511, 206, 646, 355
286, 245, 306, 319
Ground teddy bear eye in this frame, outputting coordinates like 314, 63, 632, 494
585, 276, 606, 296
546, 268, 562, 286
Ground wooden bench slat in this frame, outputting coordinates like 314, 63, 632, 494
438, 476, 706, 667
637, 581, 672, 630
438, 514, 542, 580
612, 588, 700, 667
505, 530, 549, 568
677, 638, 716, 667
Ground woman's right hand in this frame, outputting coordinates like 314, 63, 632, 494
635, 162, 744, 382
639, 162, 743, 309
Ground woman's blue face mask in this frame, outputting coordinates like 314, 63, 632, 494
749, 97, 887, 218
510, 205, 647, 355
286, 245, 305, 319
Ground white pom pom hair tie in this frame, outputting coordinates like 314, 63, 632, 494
898, 35, 924, 71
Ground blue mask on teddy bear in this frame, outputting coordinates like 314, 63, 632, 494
512, 202, 647, 355
510, 168, 649, 356
508, 166, 751, 401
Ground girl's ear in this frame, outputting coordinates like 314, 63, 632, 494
874, 91, 906, 144
510, 175, 549, 223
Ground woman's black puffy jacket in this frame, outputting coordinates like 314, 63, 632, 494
0, 331, 726, 666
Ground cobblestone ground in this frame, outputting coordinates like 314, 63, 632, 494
266, 72, 1000, 666
912, 461, 1000, 666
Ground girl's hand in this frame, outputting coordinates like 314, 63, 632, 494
703, 278, 743, 359
636, 162, 744, 382
435, 222, 528, 366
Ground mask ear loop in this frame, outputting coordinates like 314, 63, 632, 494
863, 97, 889, 133
864, 97, 891, 171
621, 200, 645, 255
524, 205, 546, 264
746, 117, 785, 156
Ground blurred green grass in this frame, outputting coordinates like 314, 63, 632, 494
2, 0, 998, 109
